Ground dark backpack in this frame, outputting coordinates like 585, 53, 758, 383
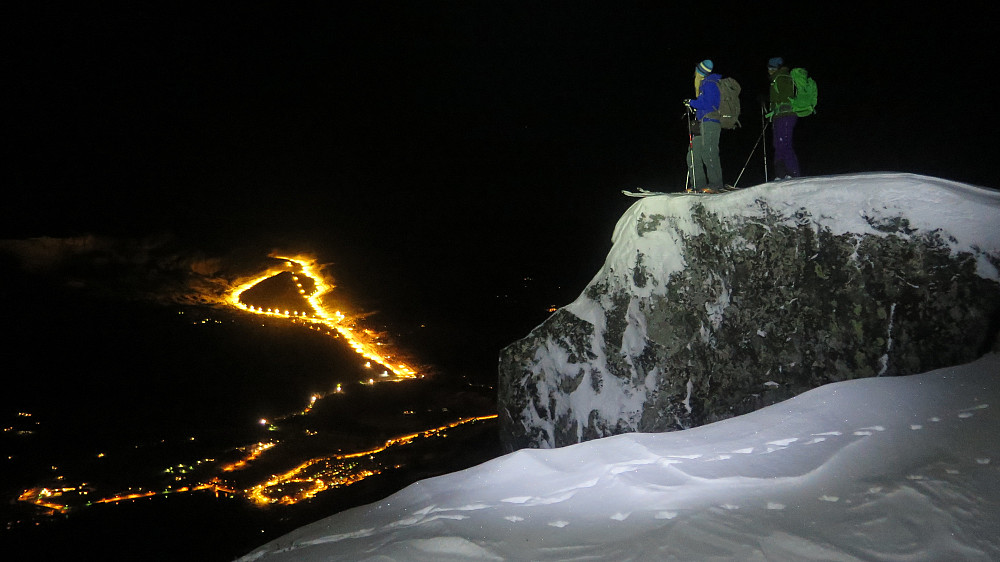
789, 67, 818, 117
714, 77, 742, 129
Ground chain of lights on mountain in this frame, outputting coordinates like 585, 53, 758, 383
15, 253, 495, 518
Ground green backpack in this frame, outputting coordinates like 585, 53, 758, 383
790, 67, 818, 117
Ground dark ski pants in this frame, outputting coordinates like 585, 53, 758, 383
772, 114, 800, 178
688, 120, 722, 189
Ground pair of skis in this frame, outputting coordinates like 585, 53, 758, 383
621, 185, 743, 198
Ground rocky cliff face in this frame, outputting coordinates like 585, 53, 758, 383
498, 173, 1000, 452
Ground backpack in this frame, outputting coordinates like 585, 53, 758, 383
789, 67, 818, 117
715, 76, 742, 129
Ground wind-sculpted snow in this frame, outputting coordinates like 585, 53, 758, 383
238, 353, 1000, 561
499, 173, 1000, 450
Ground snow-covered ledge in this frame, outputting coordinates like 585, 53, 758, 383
499, 173, 1000, 451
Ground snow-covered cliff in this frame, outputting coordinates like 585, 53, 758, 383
499, 173, 1000, 451
236, 173, 1000, 562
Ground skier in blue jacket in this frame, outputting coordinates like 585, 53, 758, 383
684, 60, 723, 191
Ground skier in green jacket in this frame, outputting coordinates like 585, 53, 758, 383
766, 57, 800, 180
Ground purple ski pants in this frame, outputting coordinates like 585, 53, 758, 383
772, 114, 800, 178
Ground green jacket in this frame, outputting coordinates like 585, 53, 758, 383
768, 67, 795, 118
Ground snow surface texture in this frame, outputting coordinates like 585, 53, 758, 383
498, 173, 1000, 450
238, 353, 1000, 561
601, 173, 1000, 287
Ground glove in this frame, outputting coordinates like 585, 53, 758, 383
682, 99, 692, 108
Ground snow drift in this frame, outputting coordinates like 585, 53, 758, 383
238, 352, 999, 561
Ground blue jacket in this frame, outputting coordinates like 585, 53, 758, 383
690, 73, 721, 123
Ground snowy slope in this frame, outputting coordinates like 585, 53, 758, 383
239, 352, 999, 561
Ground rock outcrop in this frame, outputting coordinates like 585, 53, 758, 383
498, 173, 1000, 451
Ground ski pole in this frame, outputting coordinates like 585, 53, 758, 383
733, 121, 768, 188
685, 103, 696, 191
761, 104, 769, 182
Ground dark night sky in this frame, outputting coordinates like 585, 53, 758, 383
6, 3, 996, 251
3, 7, 996, 555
